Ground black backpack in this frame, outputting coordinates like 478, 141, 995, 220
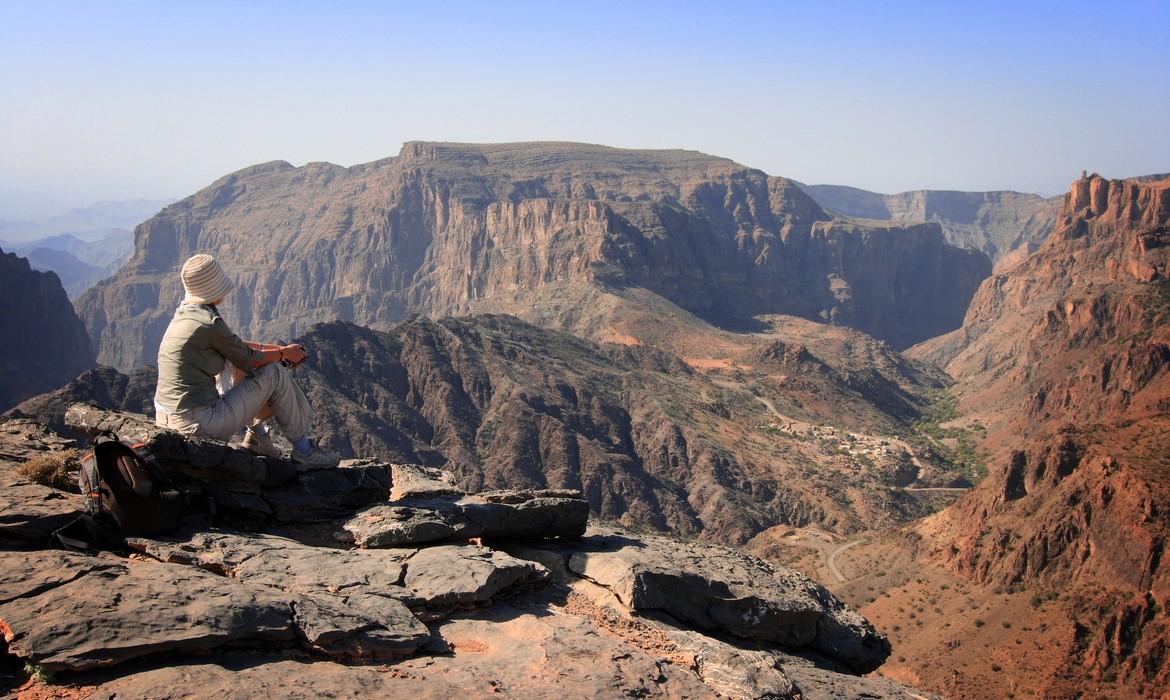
78, 433, 188, 536
54, 433, 200, 553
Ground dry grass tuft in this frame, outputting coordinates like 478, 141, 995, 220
18, 449, 83, 492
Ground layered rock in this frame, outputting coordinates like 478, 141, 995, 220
79, 142, 991, 372
798, 183, 1062, 264
0, 249, 95, 411
63, 404, 393, 524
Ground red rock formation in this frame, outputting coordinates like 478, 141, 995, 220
908, 174, 1170, 696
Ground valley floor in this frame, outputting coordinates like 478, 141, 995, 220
759, 530, 1153, 700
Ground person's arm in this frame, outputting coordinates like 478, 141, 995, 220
245, 340, 308, 368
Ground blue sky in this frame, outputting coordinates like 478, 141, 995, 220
1, 1, 1167, 220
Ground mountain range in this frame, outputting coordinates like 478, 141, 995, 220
0, 229, 134, 298
78, 142, 994, 372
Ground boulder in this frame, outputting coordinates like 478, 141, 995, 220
291, 591, 423, 660
388, 462, 463, 501
513, 525, 891, 674
339, 489, 589, 547
401, 544, 547, 608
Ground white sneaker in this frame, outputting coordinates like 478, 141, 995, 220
291, 444, 340, 469
242, 428, 282, 459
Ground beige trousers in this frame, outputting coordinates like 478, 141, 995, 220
156, 363, 312, 443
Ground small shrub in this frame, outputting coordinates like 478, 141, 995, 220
974, 619, 986, 628
18, 450, 82, 492
990, 663, 1003, 672
24, 662, 54, 684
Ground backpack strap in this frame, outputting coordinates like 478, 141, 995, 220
51, 513, 127, 554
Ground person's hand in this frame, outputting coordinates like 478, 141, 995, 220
281, 344, 308, 367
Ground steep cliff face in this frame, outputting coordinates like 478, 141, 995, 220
799, 183, 1062, 264
0, 249, 95, 411
908, 174, 1170, 695
79, 142, 990, 371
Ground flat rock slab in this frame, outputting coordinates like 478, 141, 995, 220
132, 529, 547, 612
0, 467, 83, 549
520, 525, 890, 674
340, 489, 589, 547
0, 550, 295, 672
0, 545, 430, 672
85, 606, 718, 700
0, 419, 76, 462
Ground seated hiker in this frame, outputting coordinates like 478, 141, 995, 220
153, 253, 338, 467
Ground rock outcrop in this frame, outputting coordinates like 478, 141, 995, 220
79, 142, 991, 372
508, 525, 890, 674
0, 415, 923, 699
798, 183, 1062, 264
0, 249, 95, 411
4, 365, 158, 436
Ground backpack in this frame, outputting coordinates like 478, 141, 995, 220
77, 432, 188, 537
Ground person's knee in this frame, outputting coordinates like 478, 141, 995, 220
252, 362, 289, 387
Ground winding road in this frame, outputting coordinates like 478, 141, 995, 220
826, 539, 863, 583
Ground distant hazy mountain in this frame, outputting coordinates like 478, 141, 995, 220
796, 183, 1062, 264
1, 228, 134, 299
0, 198, 172, 242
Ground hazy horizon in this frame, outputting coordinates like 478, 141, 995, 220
2, 1, 1167, 221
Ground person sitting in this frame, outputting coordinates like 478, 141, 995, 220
153, 253, 338, 467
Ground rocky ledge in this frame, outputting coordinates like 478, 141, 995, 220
0, 411, 929, 699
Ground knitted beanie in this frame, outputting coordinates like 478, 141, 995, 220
180, 254, 233, 305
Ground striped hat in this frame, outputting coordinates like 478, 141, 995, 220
180, 254, 233, 305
